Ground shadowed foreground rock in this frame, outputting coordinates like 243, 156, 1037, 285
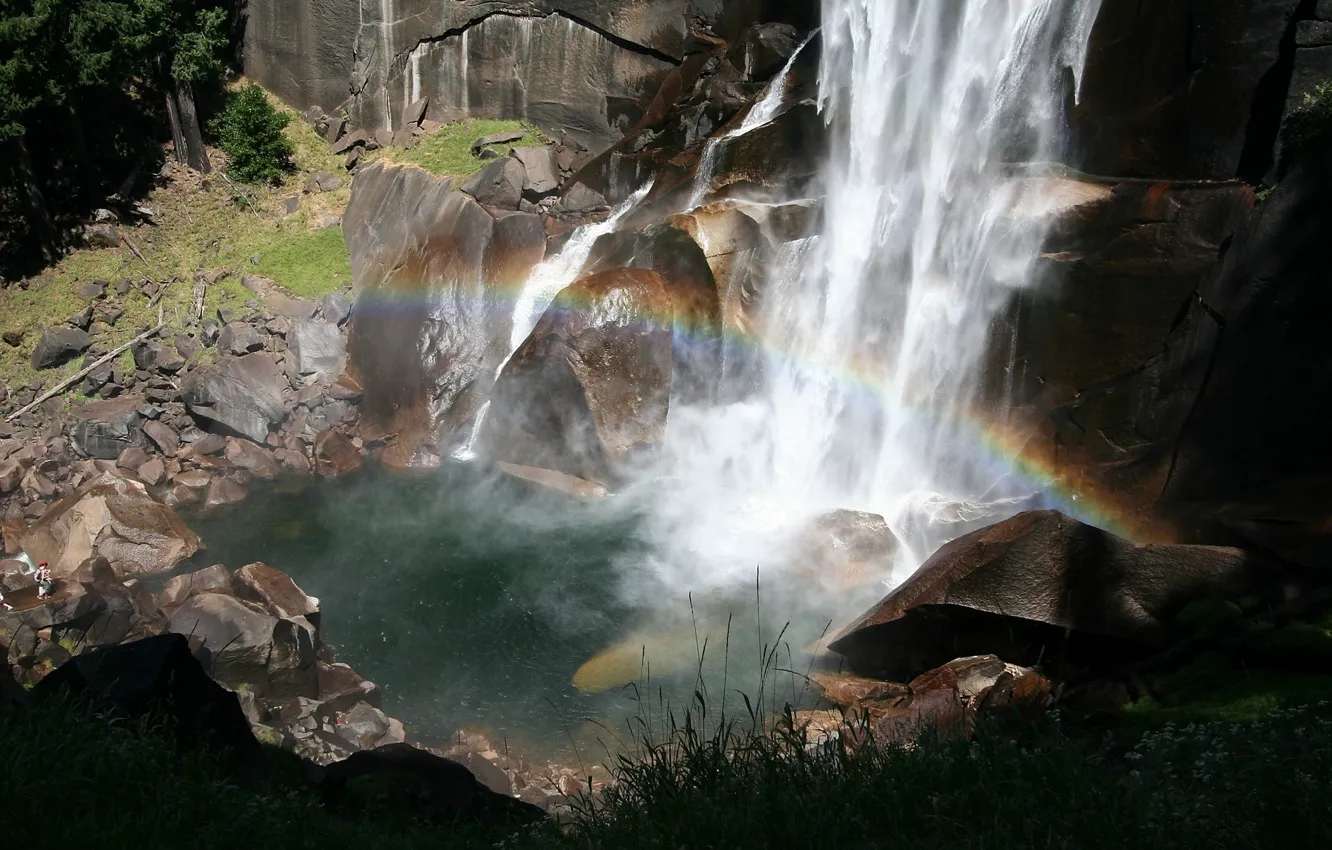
313, 743, 546, 828
828, 511, 1307, 679
31, 634, 267, 783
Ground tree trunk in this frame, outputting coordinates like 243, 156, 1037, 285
10, 135, 58, 258
161, 57, 187, 166
174, 81, 212, 174
64, 99, 97, 206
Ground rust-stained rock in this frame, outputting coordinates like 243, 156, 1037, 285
810, 669, 908, 708
314, 429, 362, 478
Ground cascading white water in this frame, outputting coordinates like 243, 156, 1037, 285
685, 31, 818, 211
452, 181, 656, 461
637, 0, 1104, 598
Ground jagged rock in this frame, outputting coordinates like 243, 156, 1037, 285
136, 457, 165, 486
141, 420, 180, 457
70, 395, 147, 460
829, 511, 1305, 679
461, 157, 526, 210
182, 353, 287, 443
330, 129, 370, 155
30, 327, 91, 369
334, 701, 391, 749
75, 280, 107, 300
217, 322, 265, 356
810, 670, 908, 707
133, 340, 185, 374
303, 171, 344, 194
176, 334, 202, 361
289, 319, 346, 383
313, 430, 362, 478
224, 439, 279, 480
18, 471, 199, 579
116, 446, 151, 472
728, 22, 801, 80
32, 634, 266, 782
511, 146, 559, 195
66, 304, 94, 330
232, 562, 319, 627
158, 564, 234, 611
482, 268, 674, 485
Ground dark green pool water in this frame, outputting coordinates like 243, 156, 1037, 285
184, 462, 839, 760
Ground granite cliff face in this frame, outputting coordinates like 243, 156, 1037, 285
242, 0, 817, 153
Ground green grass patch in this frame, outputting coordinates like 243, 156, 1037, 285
0, 81, 352, 394
372, 118, 542, 178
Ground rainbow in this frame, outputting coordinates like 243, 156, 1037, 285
350, 265, 1171, 546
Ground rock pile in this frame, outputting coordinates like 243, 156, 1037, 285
1, 274, 362, 525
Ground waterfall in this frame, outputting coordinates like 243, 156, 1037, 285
452, 181, 655, 461
641, 0, 1104, 594
685, 31, 818, 211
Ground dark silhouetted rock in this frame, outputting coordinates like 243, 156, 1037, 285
482, 268, 673, 485
314, 743, 545, 828
182, 353, 287, 443
30, 327, 91, 369
828, 511, 1301, 679
728, 22, 800, 80
32, 634, 266, 782
168, 592, 315, 699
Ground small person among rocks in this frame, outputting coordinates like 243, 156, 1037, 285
35, 561, 54, 600
0, 587, 10, 611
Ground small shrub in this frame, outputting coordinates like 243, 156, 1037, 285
1283, 81, 1332, 164
211, 84, 295, 185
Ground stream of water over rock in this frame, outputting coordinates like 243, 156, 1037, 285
196, 0, 1105, 755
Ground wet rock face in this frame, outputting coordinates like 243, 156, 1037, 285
1160, 134, 1332, 565
343, 163, 546, 466
828, 510, 1306, 679
1070, 0, 1300, 180
482, 268, 675, 485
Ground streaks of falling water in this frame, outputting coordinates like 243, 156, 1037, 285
638, 0, 1104, 597
685, 30, 819, 211
452, 181, 656, 461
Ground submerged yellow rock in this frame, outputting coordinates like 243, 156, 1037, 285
572, 626, 712, 695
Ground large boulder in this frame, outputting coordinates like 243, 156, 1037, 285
181, 352, 287, 443
343, 163, 546, 465
69, 394, 148, 460
167, 591, 317, 700
828, 511, 1302, 678
30, 326, 91, 369
583, 224, 723, 403
481, 268, 674, 485
19, 472, 200, 579
460, 157, 526, 210
792, 509, 900, 591
32, 634, 266, 782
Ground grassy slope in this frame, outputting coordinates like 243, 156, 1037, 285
0, 87, 532, 397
